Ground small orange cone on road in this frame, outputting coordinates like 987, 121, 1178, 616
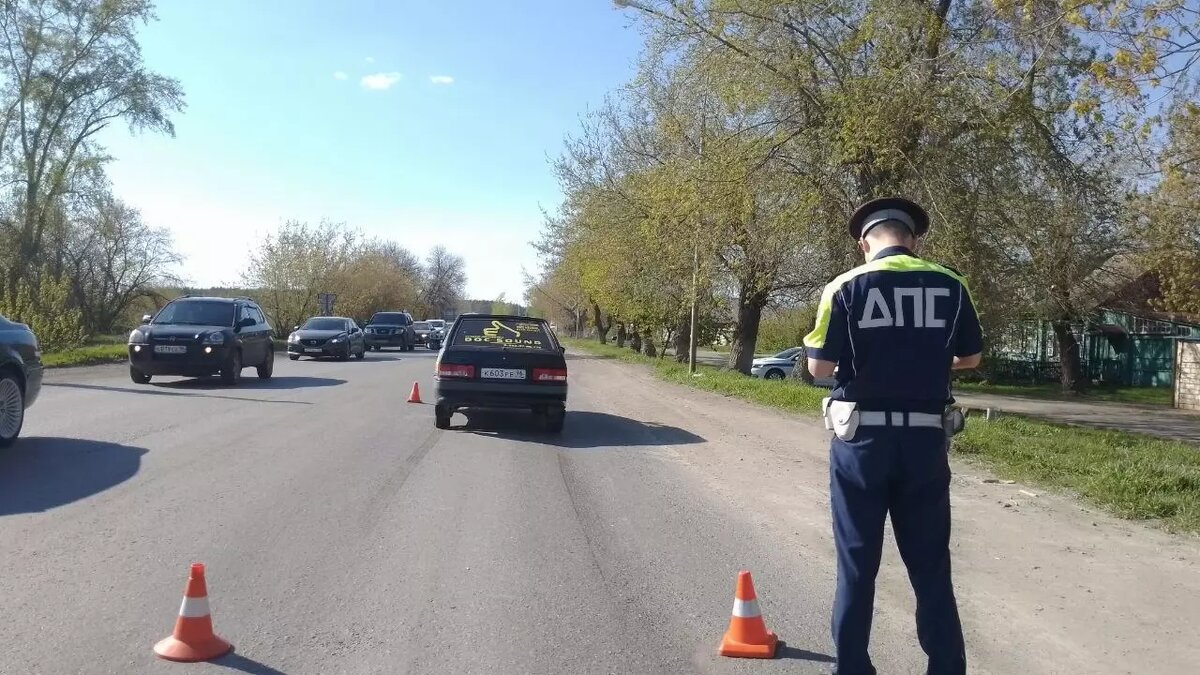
154, 563, 233, 662
407, 382, 423, 404
718, 570, 778, 659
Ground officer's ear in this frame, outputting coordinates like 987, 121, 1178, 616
857, 237, 869, 255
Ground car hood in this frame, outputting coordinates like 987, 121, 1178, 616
366, 323, 406, 329
144, 324, 227, 339
293, 329, 345, 339
752, 357, 792, 367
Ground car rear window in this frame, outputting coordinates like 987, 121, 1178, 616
452, 318, 556, 350
413, 322, 430, 330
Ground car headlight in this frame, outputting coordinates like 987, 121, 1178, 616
330, 332, 347, 343
203, 332, 225, 345
288, 333, 300, 343
129, 329, 148, 344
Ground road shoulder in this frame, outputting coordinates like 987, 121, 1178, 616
569, 353, 1200, 674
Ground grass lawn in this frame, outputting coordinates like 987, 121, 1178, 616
567, 338, 1200, 534
41, 336, 128, 368
955, 381, 1173, 407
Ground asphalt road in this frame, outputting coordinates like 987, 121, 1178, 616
3, 351, 1198, 674
1, 351, 844, 675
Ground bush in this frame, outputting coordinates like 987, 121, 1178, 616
0, 272, 86, 351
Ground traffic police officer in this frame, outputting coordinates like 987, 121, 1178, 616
803, 197, 982, 675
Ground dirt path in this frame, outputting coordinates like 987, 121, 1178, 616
572, 354, 1200, 674
955, 392, 1200, 444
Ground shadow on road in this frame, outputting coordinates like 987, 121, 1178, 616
0, 437, 146, 516
775, 641, 836, 663
457, 410, 705, 449
155, 376, 345, 391
212, 651, 289, 675
42, 381, 312, 405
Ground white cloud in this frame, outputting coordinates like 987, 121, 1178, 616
364, 56, 375, 64
429, 75, 454, 85
360, 72, 402, 90
333, 71, 348, 80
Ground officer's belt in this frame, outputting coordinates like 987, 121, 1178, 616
858, 411, 943, 428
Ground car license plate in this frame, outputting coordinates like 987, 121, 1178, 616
153, 345, 186, 354
305, 348, 323, 353
481, 368, 525, 380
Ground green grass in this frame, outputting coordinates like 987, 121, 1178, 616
42, 341, 128, 368
955, 381, 1173, 406
567, 337, 1200, 534
955, 417, 1200, 533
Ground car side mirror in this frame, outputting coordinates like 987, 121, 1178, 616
142, 314, 153, 324
238, 317, 256, 329
293, 325, 300, 332
561, 346, 567, 353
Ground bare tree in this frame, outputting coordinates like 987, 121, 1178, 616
420, 245, 466, 319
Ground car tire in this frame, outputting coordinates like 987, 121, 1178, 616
545, 406, 565, 434
288, 354, 300, 361
257, 351, 274, 379
129, 367, 152, 384
765, 369, 785, 380
0, 371, 25, 448
435, 404, 452, 430
338, 345, 351, 361
355, 346, 365, 360
221, 350, 242, 385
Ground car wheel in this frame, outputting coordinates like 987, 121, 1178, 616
0, 372, 25, 448
129, 366, 152, 384
257, 351, 274, 379
435, 404, 452, 430
221, 350, 242, 385
354, 346, 365, 360
288, 354, 300, 361
765, 369, 785, 380
545, 406, 565, 434
338, 345, 351, 361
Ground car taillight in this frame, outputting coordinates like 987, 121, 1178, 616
533, 368, 568, 382
438, 364, 474, 379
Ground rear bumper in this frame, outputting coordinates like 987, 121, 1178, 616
435, 379, 567, 410
128, 344, 230, 376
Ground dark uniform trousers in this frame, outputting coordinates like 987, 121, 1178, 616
830, 424, 966, 675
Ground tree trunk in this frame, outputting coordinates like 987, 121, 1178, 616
789, 349, 816, 384
591, 301, 610, 343
673, 315, 690, 363
642, 329, 657, 358
1052, 320, 1086, 394
629, 328, 642, 352
728, 288, 769, 375
615, 322, 627, 348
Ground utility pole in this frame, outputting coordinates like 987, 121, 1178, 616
688, 113, 705, 376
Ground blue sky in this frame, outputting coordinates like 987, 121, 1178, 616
100, 0, 643, 302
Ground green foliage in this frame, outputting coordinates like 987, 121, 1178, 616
0, 271, 86, 351
756, 306, 817, 353
41, 342, 127, 368
955, 417, 1200, 533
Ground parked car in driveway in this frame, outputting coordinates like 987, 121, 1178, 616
287, 316, 365, 361
750, 346, 838, 387
750, 347, 803, 380
0, 314, 42, 447
363, 311, 416, 351
128, 296, 274, 385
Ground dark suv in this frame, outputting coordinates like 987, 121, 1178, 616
434, 314, 568, 432
364, 311, 417, 351
128, 296, 275, 385
0, 315, 43, 447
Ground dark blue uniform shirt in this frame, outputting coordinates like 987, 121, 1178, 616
803, 246, 983, 414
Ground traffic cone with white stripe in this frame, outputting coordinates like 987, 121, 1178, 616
718, 570, 778, 658
154, 563, 233, 662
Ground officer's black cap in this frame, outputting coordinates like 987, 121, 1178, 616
848, 197, 929, 240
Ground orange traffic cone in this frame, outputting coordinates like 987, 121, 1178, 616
154, 563, 233, 662
408, 382, 423, 404
718, 570, 778, 658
